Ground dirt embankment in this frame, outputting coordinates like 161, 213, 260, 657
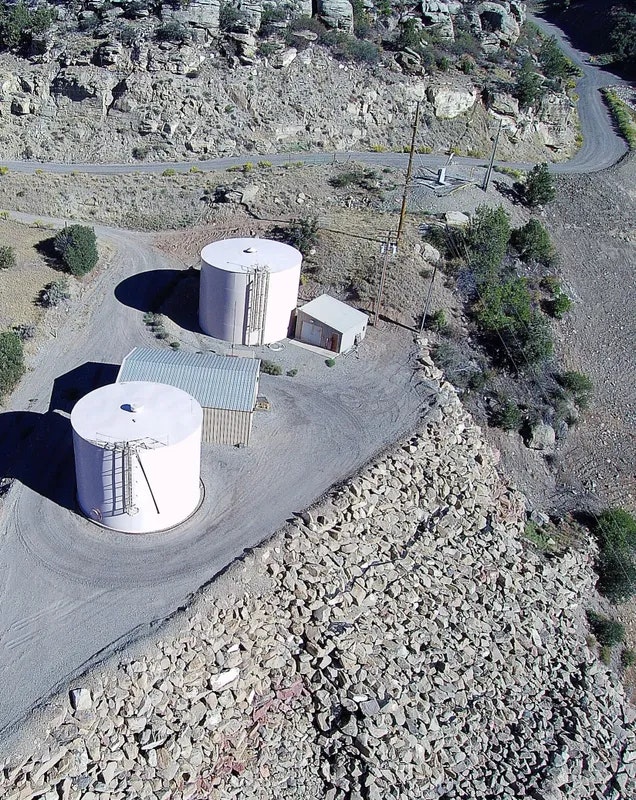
546, 155, 636, 513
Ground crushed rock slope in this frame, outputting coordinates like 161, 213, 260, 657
1, 343, 634, 800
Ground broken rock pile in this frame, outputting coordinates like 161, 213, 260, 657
1, 346, 634, 799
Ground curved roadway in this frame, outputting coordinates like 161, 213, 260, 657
0, 16, 631, 178
0, 13, 632, 745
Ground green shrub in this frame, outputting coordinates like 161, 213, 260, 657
459, 55, 475, 74
54, 225, 98, 277
558, 370, 593, 397
539, 35, 579, 79
40, 278, 70, 308
155, 21, 191, 43
143, 311, 160, 326
511, 219, 556, 264
162, 168, 177, 177
325, 358, 336, 367
259, 2, 287, 34
169, 341, 181, 349
516, 312, 554, 365
467, 205, 511, 282
0, 166, 8, 176
596, 508, 636, 553
494, 397, 522, 431
219, 2, 249, 31
596, 551, 636, 603
601, 88, 636, 150
548, 291, 572, 319
0, 0, 54, 52
329, 168, 379, 192
0, 244, 16, 270
0, 330, 24, 397
427, 309, 447, 333
524, 521, 556, 552
594, 508, 636, 602
352, 0, 371, 38
286, 368, 298, 377
476, 277, 532, 334
260, 360, 283, 375
586, 611, 626, 646
600, 645, 612, 665
540, 275, 560, 295
515, 56, 544, 110
622, 648, 636, 668
524, 163, 556, 207
284, 216, 319, 256
557, 370, 592, 409
431, 341, 487, 390
13, 322, 35, 341
396, 18, 422, 51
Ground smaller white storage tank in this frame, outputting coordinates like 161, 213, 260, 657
199, 237, 302, 345
71, 382, 203, 533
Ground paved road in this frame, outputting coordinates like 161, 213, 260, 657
0, 15, 630, 179
0, 15, 632, 743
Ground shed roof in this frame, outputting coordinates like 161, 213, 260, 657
298, 295, 369, 334
117, 348, 260, 412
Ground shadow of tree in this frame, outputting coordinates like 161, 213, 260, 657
115, 268, 202, 334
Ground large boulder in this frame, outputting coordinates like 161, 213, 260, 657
427, 84, 477, 118
318, 0, 354, 33
474, 2, 522, 47
421, 1, 455, 40
11, 94, 33, 115
534, 91, 576, 148
528, 423, 556, 453
485, 90, 519, 118
422, 242, 442, 263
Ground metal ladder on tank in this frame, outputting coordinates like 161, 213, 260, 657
91, 436, 165, 517
245, 264, 270, 346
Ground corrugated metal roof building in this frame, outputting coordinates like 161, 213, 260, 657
117, 348, 260, 446
295, 295, 369, 354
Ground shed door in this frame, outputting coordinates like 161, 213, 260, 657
302, 321, 323, 347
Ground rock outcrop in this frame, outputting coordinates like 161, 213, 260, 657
427, 83, 478, 118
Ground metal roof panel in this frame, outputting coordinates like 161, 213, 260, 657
298, 294, 369, 334
117, 348, 260, 411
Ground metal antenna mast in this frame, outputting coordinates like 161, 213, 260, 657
396, 100, 421, 246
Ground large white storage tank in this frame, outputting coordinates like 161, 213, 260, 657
199, 237, 302, 345
71, 381, 203, 534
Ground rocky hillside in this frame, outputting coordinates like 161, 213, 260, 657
1, 344, 634, 800
0, 0, 578, 162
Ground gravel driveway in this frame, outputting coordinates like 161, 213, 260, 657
0, 217, 434, 738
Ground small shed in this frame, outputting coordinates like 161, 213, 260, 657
117, 348, 260, 446
295, 295, 368, 354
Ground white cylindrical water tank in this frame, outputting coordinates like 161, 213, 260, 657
71, 382, 203, 534
199, 237, 302, 345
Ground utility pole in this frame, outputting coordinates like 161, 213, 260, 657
396, 101, 421, 246
482, 119, 503, 192
373, 231, 397, 327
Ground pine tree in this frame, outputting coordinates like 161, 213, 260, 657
524, 163, 556, 207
